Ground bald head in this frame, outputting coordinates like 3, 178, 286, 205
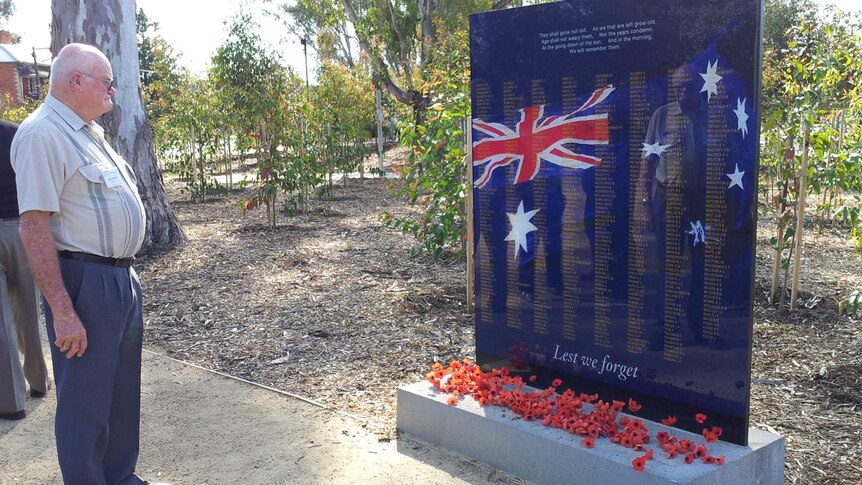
49, 43, 110, 95
47, 43, 116, 122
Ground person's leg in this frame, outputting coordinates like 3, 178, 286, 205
103, 267, 144, 485
0, 270, 26, 415
7, 234, 49, 394
47, 260, 128, 484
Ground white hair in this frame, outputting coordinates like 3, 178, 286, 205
49, 43, 109, 94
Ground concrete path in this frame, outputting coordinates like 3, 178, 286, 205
0, 348, 523, 485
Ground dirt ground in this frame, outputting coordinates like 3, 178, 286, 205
0, 347, 527, 484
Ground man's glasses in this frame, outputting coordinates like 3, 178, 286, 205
80, 72, 115, 90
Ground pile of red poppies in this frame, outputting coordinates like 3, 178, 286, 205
427, 359, 726, 472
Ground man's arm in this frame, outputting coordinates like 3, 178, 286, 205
19, 210, 87, 358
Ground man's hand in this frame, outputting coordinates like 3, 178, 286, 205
52, 309, 88, 358
19, 210, 88, 358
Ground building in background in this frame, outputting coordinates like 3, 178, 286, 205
0, 31, 51, 108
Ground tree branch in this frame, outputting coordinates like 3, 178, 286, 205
386, 0, 413, 89
340, 0, 415, 106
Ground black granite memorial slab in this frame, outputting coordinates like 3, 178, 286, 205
470, 0, 763, 445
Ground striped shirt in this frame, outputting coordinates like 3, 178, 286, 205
11, 95, 146, 259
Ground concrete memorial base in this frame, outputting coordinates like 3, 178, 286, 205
397, 381, 784, 485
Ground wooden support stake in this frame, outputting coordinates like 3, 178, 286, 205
770, 135, 793, 304
376, 89, 385, 175
465, 117, 475, 312
790, 126, 810, 309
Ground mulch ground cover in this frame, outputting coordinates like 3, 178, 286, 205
139, 149, 861, 484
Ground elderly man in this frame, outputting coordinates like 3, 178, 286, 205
1, 119, 50, 421
11, 43, 155, 485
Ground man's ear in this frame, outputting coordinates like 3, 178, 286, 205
70, 72, 82, 89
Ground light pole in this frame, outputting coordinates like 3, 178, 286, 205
300, 37, 309, 89
31, 47, 52, 99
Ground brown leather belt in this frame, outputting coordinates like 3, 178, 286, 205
58, 250, 135, 268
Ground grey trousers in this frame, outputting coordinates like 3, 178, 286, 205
0, 220, 49, 413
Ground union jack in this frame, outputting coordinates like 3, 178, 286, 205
472, 85, 614, 188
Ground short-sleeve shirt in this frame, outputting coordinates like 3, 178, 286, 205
11, 95, 146, 258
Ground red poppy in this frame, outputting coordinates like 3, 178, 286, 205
679, 440, 695, 452
632, 456, 646, 472
656, 431, 670, 444
628, 399, 642, 412
684, 453, 695, 464
447, 396, 458, 405
716, 455, 726, 465
552, 378, 563, 387
661, 416, 677, 426
529, 375, 537, 382
695, 413, 707, 424
581, 436, 595, 448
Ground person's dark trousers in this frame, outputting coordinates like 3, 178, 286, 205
45, 258, 145, 485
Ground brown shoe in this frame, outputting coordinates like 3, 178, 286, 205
0, 410, 25, 420
29, 388, 47, 398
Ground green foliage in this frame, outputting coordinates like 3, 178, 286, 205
383, 26, 471, 259
137, 9, 186, 124
0, 0, 13, 25
282, 0, 356, 67
839, 289, 862, 316
209, 13, 308, 225
310, 61, 376, 193
761, 1, 862, 253
0, 93, 39, 123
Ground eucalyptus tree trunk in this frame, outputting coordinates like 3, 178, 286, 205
51, 0, 185, 253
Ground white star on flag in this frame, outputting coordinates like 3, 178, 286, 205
686, 220, 706, 246
505, 201, 539, 259
726, 163, 745, 190
733, 98, 749, 138
700, 59, 722, 102
642, 141, 670, 158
